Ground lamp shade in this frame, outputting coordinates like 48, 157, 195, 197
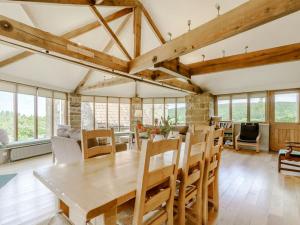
134, 109, 143, 118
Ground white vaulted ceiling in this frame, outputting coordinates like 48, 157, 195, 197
0, 0, 299, 96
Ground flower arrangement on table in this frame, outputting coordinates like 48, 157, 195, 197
136, 116, 175, 139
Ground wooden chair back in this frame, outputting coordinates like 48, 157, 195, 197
81, 128, 116, 159
133, 138, 182, 225
177, 131, 208, 224
190, 125, 215, 158
202, 129, 224, 225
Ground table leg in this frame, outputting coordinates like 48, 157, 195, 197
104, 205, 117, 225
69, 206, 88, 225
59, 199, 69, 217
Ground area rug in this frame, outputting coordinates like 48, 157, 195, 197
0, 173, 17, 189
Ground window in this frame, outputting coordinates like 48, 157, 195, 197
37, 89, 52, 139
81, 96, 94, 130
120, 98, 130, 131
275, 92, 299, 123
0, 88, 15, 142
108, 98, 119, 131
250, 93, 266, 122
53, 96, 66, 136
232, 94, 247, 122
154, 98, 164, 125
17, 85, 36, 141
165, 98, 176, 124
95, 97, 107, 129
217, 96, 230, 121
176, 98, 186, 125
143, 99, 153, 125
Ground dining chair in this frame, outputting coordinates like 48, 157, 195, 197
118, 137, 182, 225
214, 128, 225, 148
81, 128, 116, 159
202, 129, 224, 225
175, 131, 208, 225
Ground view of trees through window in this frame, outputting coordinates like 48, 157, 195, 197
217, 97, 230, 121
18, 93, 35, 141
38, 97, 52, 139
250, 94, 266, 122
0, 91, 15, 142
0, 81, 67, 143
275, 92, 299, 123
217, 93, 266, 123
232, 95, 247, 122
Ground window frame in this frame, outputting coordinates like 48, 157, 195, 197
273, 90, 300, 124
216, 92, 267, 123
0, 80, 68, 143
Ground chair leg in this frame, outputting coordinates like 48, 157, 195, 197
278, 156, 281, 173
202, 185, 208, 225
212, 180, 219, 212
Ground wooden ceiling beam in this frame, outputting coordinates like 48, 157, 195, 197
80, 77, 132, 91
154, 58, 190, 79
189, 43, 300, 75
129, 0, 300, 74
162, 79, 202, 93
138, 70, 174, 81
62, 8, 132, 39
133, 5, 142, 57
0, 15, 128, 72
90, 5, 132, 60
0, 15, 201, 93
0, 8, 132, 68
0, 0, 139, 6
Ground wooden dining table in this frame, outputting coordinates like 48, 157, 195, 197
33, 145, 191, 225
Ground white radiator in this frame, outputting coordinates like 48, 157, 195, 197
10, 142, 52, 161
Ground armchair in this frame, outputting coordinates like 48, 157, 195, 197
235, 123, 261, 153
278, 142, 300, 173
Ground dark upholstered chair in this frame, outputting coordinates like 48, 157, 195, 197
235, 123, 261, 153
278, 142, 300, 173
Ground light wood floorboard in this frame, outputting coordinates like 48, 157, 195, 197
0, 150, 299, 225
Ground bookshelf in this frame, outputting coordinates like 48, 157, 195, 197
219, 121, 234, 148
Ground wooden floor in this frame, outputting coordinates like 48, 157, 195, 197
0, 149, 300, 225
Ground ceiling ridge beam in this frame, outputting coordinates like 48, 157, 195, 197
189, 43, 300, 75
0, 8, 132, 68
90, 5, 132, 60
129, 0, 300, 74
80, 76, 132, 91
0, 15, 201, 93
0, 0, 139, 6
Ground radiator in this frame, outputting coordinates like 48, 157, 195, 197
10, 142, 52, 161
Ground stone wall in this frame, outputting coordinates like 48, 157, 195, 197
186, 93, 214, 128
68, 93, 81, 129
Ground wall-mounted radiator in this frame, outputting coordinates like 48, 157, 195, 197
9, 141, 52, 161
